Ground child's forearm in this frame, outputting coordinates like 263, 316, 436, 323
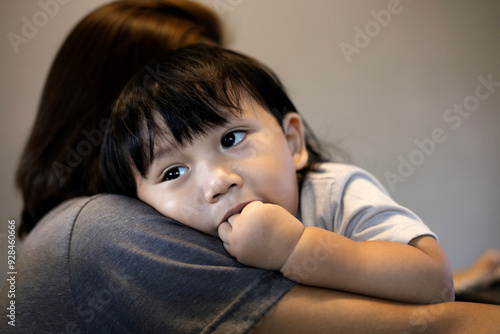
280, 226, 454, 304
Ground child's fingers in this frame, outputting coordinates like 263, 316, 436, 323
488, 249, 500, 266
218, 221, 232, 252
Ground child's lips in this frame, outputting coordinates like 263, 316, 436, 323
221, 201, 251, 225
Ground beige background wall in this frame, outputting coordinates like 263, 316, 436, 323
1, 0, 499, 283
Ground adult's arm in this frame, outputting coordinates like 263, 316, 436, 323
251, 285, 500, 334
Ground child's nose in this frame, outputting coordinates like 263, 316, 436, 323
203, 163, 242, 203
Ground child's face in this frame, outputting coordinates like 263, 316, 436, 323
135, 98, 308, 236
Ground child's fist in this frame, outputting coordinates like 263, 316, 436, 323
218, 201, 304, 270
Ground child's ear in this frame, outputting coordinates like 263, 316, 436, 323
282, 112, 308, 170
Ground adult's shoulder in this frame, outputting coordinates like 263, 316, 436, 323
70, 193, 230, 264
74, 193, 160, 221
22, 194, 155, 239
68, 194, 295, 333
19, 194, 170, 252
4, 194, 295, 333
79, 193, 155, 212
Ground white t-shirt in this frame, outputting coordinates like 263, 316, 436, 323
298, 163, 436, 244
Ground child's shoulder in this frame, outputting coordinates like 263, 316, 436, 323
307, 162, 369, 181
304, 162, 387, 194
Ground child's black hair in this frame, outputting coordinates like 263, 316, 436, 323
100, 44, 328, 196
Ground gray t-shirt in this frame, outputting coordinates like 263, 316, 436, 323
0, 194, 295, 333
299, 163, 436, 243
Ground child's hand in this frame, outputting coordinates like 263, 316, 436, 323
218, 201, 304, 270
454, 249, 500, 293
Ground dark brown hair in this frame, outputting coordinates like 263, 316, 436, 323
100, 45, 329, 197
16, 0, 223, 237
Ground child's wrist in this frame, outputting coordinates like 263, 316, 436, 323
279, 226, 307, 278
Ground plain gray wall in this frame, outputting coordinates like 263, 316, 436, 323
1, 0, 499, 284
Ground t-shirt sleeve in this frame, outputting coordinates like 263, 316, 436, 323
300, 163, 436, 244
335, 167, 437, 243
69, 195, 295, 333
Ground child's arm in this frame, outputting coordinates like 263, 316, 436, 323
218, 201, 453, 304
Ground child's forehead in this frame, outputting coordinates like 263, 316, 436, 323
150, 100, 266, 157
149, 110, 234, 157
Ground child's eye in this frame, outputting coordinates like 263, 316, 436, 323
221, 130, 246, 149
162, 166, 188, 181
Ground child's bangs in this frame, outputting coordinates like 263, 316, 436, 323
151, 80, 247, 145
137, 80, 249, 172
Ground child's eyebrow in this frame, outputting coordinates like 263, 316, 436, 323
148, 131, 180, 166
145, 143, 176, 177
148, 110, 245, 167
152, 142, 175, 164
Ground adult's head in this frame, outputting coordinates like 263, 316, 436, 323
16, 0, 223, 237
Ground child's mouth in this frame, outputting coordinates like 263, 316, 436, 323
220, 201, 252, 224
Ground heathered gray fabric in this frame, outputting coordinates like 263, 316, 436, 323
0, 194, 295, 333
